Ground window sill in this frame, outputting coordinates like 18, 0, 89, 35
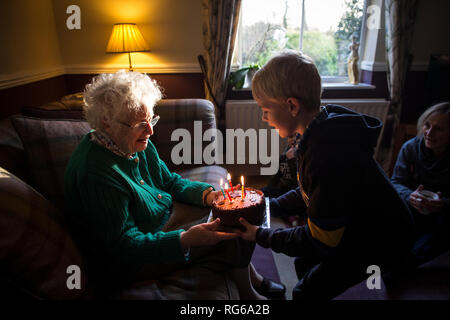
232, 82, 375, 91
226, 81, 384, 100
322, 82, 376, 90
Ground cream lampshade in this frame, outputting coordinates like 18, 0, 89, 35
106, 23, 150, 71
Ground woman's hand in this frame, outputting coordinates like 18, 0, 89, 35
409, 184, 426, 213
409, 185, 443, 214
179, 218, 239, 248
423, 191, 444, 213
238, 217, 259, 242
205, 190, 222, 206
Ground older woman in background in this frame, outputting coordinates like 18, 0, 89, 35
391, 102, 450, 266
64, 70, 278, 299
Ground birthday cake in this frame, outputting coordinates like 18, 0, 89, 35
212, 187, 266, 230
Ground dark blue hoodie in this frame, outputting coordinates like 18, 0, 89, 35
257, 105, 415, 263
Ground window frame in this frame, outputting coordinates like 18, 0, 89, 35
231, 0, 371, 85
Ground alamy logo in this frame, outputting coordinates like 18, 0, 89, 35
171, 121, 280, 175
366, 265, 381, 290
66, 5, 81, 30
366, 5, 381, 30
66, 265, 81, 290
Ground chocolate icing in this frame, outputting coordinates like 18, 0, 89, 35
212, 187, 265, 229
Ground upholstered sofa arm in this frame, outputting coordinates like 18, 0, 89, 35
152, 99, 218, 171
155, 99, 216, 129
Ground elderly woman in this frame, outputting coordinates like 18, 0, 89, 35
64, 70, 279, 299
391, 102, 450, 266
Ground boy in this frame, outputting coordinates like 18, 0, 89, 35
239, 50, 415, 300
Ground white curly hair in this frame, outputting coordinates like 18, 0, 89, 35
83, 70, 163, 130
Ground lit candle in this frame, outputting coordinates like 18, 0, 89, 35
227, 173, 234, 192
241, 176, 245, 199
219, 178, 226, 200
224, 183, 233, 202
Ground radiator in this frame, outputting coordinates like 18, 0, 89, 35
224, 100, 286, 175
320, 99, 389, 123
225, 99, 389, 175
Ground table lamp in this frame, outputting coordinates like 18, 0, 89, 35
106, 23, 150, 71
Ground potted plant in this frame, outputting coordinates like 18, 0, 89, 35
229, 64, 260, 89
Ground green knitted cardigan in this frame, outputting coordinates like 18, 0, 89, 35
64, 134, 212, 278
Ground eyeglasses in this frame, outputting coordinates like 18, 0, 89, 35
117, 115, 160, 131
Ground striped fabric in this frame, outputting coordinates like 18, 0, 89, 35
0, 167, 89, 299
0, 117, 28, 182
153, 99, 217, 171
11, 116, 91, 210
177, 165, 227, 191
118, 264, 238, 300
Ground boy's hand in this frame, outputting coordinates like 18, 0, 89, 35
238, 217, 259, 242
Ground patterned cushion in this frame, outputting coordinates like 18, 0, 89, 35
61, 92, 85, 110
153, 99, 217, 171
177, 165, 227, 191
11, 116, 91, 210
34, 101, 68, 110
21, 107, 85, 120
0, 167, 89, 299
0, 117, 28, 182
20, 92, 84, 116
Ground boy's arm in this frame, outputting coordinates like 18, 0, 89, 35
270, 187, 307, 216
255, 226, 318, 258
257, 152, 355, 257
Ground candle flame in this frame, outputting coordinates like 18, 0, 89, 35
224, 183, 229, 189
241, 176, 244, 185
220, 178, 223, 187
227, 173, 231, 180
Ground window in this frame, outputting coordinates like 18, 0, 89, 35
233, 0, 365, 82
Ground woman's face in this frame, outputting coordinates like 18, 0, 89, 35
107, 107, 155, 156
422, 113, 450, 152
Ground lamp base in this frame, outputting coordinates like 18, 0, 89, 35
128, 52, 133, 71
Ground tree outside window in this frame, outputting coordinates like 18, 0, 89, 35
235, 0, 364, 78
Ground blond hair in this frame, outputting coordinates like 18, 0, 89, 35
417, 102, 450, 136
251, 50, 322, 112
83, 70, 162, 130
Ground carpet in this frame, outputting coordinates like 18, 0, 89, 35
251, 244, 281, 283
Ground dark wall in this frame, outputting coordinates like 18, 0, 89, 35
64, 73, 205, 100
402, 70, 429, 124
0, 76, 67, 119
0, 73, 205, 119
